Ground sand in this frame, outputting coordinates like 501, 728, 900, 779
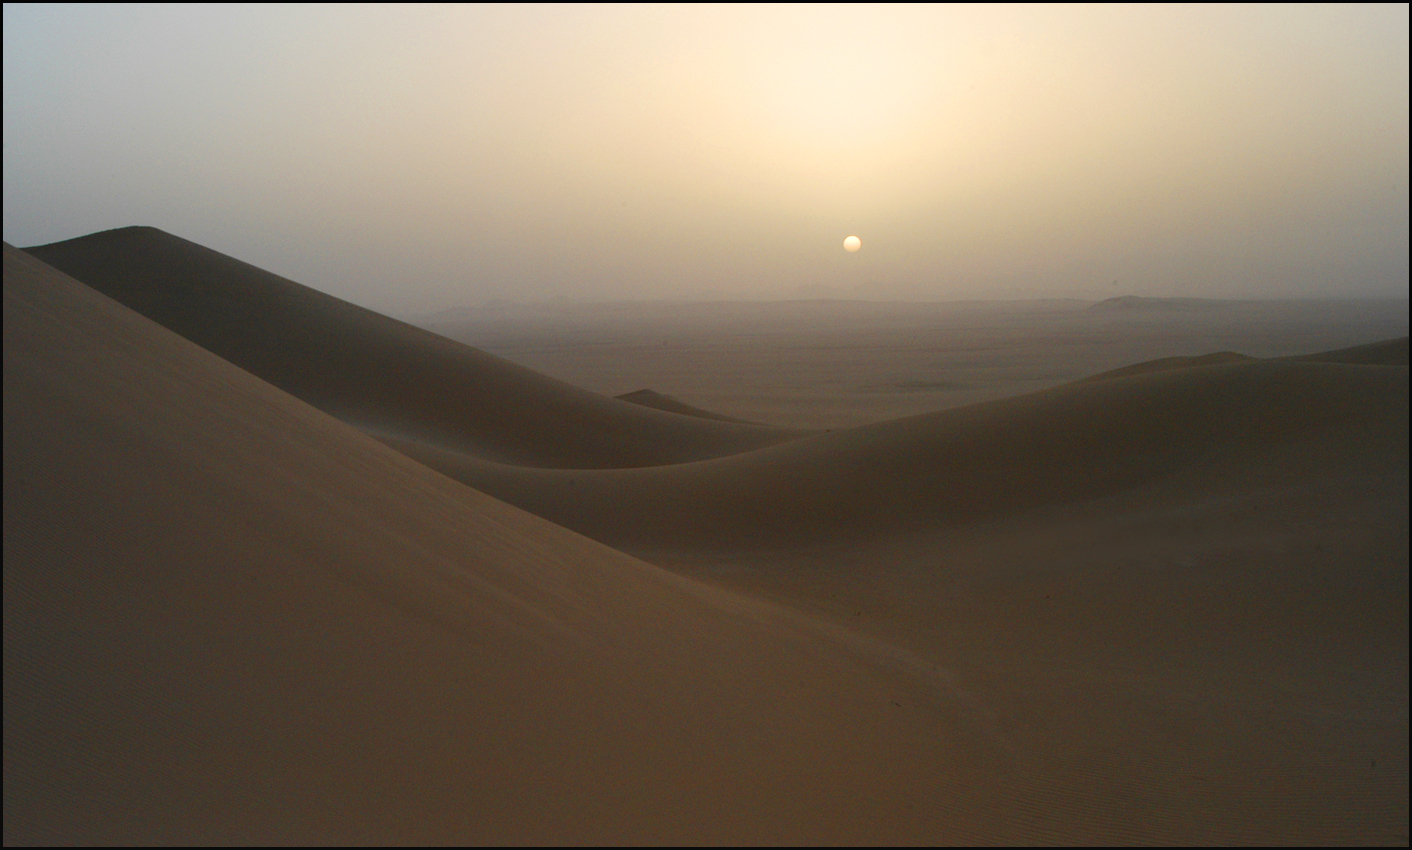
415, 295, 1408, 429
6, 229, 1408, 843
375, 356, 1408, 549
23, 227, 807, 468
4, 243, 988, 843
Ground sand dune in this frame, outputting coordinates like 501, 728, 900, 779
1079, 350, 1254, 382
650, 464, 1409, 844
23, 227, 806, 468
367, 325, 1407, 845
3, 243, 1007, 843
1287, 335, 1409, 366
1076, 337, 1407, 385
7, 233, 1407, 843
378, 356, 1407, 550
423, 295, 1406, 429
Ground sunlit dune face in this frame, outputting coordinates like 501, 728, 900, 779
843, 235, 861, 252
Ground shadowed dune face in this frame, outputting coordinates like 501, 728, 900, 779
380, 358, 1409, 551
3, 243, 1014, 843
22, 227, 808, 468
681, 463, 1410, 845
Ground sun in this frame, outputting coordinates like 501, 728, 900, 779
843, 235, 861, 252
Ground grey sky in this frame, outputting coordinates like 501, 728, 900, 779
4, 4, 1408, 313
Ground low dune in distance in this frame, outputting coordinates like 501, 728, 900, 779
381, 356, 1408, 550
1087, 294, 1240, 312
614, 387, 759, 423
418, 294, 1408, 429
1078, 350, 1254, 382
1078, 338, 1408, 383
6, 230, 1408, 843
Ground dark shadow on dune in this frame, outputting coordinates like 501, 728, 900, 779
23, 227, 809, 468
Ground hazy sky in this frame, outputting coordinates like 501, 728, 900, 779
4, 4, 1408, 312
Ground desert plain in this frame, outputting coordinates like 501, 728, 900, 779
4, 227, 1408, 843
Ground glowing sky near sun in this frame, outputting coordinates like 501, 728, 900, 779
3, 4, 1408, 311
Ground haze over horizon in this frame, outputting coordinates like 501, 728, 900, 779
4, 4, 1408, 314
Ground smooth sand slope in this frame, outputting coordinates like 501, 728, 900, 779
4, 244, 1010, 843
8, 231, 1407, 842
379, 356, 1408, 550
1287, 335, 1409, 366
377, 343, 1409, 843
23, 227, 806, 468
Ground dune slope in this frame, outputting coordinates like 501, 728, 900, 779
378, 344, 1409, 843
1079, 350, 1254, 382
379, 355, 1408, 550
1287, 335, 1409, 366
656, 466, 1409, 844
3, 244, 1015, 843
9, 240, 1405, 843
22, 227, 805, 468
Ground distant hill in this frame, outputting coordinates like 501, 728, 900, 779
1089, 295, 1241, 312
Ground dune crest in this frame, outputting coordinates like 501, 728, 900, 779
1079, 350, 1254, 382
1286, 335, 1409, 366
379, 355, 1408, 550
23, 227, 808, 468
